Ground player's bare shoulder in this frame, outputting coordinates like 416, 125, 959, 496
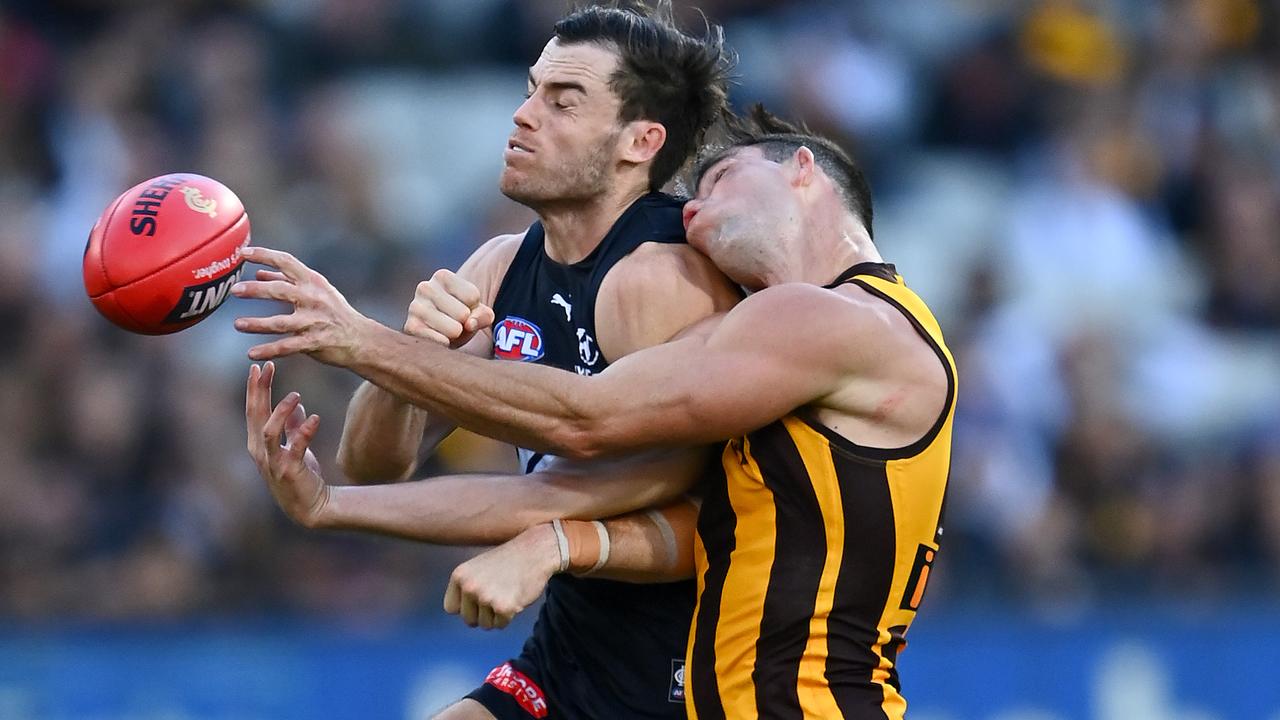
732, 281, 949, 442
736, 282, 946, 390
604, 242, 742, 315
596, 242, 742, 357
459, 231, 526, 302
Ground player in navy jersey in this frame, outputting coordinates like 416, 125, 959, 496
234, 3, 738, 719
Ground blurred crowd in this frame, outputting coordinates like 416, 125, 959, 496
2, 0, 1279, 622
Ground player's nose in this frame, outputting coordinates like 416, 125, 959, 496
513, 95, 538, 131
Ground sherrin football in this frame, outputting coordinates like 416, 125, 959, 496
83, 173, 251, 335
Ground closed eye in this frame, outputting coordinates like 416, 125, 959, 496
698, 163, 731, 198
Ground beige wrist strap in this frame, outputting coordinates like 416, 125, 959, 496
557, 519, 610, 575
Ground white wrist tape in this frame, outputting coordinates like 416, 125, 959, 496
645, 508, 679, 568
551, 519, 570, 573
587, 520, 610, 575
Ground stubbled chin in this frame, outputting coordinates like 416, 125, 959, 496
499, 170, 526, 195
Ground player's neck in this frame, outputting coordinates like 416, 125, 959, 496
538, 186, 650, 265
816, 224, 881, 285
780, 214, 880, 287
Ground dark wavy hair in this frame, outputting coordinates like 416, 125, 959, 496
695, 104, 874, 238
555, 2, 734, 191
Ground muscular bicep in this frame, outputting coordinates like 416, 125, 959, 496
571, 287, 852, 452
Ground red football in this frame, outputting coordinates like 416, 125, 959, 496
83, 173, 251, 335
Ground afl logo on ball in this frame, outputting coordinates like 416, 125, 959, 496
493, 316, 545, 362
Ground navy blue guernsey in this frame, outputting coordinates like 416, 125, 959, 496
489, 192, 694, 719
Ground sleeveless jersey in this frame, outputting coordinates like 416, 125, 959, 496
490, 192, 695, 719
687, 263, 956, 720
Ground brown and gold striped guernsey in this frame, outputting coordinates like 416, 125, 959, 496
687, 262, 956, 720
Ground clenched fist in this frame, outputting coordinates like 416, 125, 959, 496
444, 522, 562, 630
405, 269, 495, 348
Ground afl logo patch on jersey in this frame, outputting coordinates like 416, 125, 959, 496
493, 316, 545, 362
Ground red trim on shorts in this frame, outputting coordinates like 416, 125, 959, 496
484, 662, 549, 719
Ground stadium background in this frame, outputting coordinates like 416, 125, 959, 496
3, 0, 1280, 717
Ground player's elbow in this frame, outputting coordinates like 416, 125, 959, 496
548, 399, 673, 459
539, 417, 614, 461
544, 424, 604, 461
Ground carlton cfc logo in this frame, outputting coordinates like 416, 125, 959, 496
493, 316, 545, 361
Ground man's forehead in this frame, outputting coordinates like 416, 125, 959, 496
530, 38, 619, 88
698, 145, 765, 183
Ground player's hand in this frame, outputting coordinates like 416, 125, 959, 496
405, 269, 494, 349
245, 361, 331, 529
443, 523, 561, 630
231, 246, 376, 366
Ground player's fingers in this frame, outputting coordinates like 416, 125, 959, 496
246, 363, 259, 418
255, 269, 290, 282
262, 391, 301, 455
284, 414, 320, 461
420, 279, 474, 325
235, 313, 303, 335
493, 612, 513, 630
460, 591, 479, 627
245, 361, 276, 451
246, 364, 263, 454
467, 304, 496, 332
410, 306, 465, 342
402, 316, 452, 346
435, 269, 484, 309
477, 605, 496, 630
231, 280, 297, 302
285, 401, 307, 433
239, 246, 310, 283
443, 578, 462, 615
247, 337, 310, 361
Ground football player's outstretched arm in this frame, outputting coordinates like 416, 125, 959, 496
233, 242, 748, 461
335, 234, 520, 483
344, 284, 861, 458
248, 360, 716, 544
321, 449, 713, 545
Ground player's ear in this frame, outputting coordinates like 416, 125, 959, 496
620, 120, 667, 165
790, 146, 817, 188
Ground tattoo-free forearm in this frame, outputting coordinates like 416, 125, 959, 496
322, 474, 528, 545
589, 498, 698, 583
318, 449, 706, 545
